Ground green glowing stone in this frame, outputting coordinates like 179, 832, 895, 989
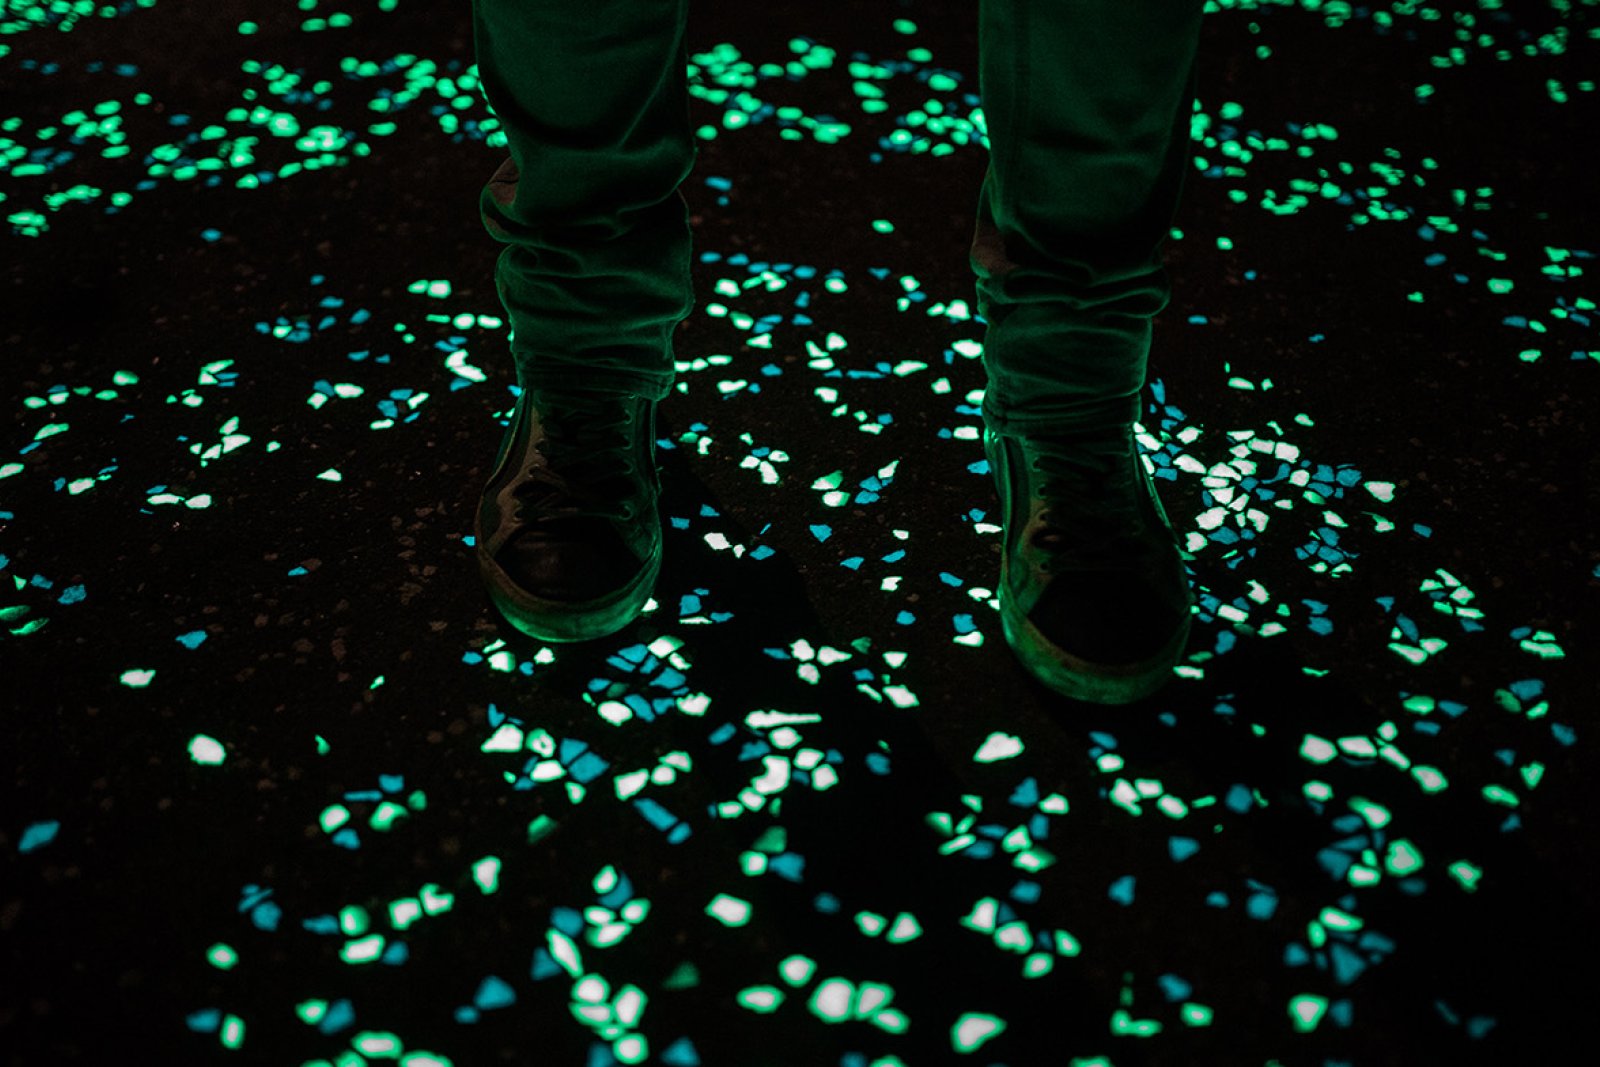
1337, 736, 1377, 758
472, 856, 502, 894
527, 814, 557, 844
960, 897, 998, 933
340, 934, 385, 964
1348, 865, 1381, 887
1288, 994, 1328, 1032
615, 985, 646, 1027
547, 930, 583, 977
120, 668, 156, 688
737, 985, 784, 1013
1482, 785, 1520, 808
854, 982, 894, 1018
1022, 952, 1053, 978
1384, 839, 1424, 875
995, 921, 1030, 952
1110, 779, 1142, 816
589, 922, 629, 948
1001, 826, 1031, 852
1348, 797, 1391, 828
1319, 906, 1362, 932
864, 910, 911, 944
400, 1053, 452, 1067
1449, 860, 1483, 892
340, 906, 370, 936
706, 893, 751, 927
855, 910, 887, 936
1110, 1009, 1163, 1036
951, 1012, 1005, 1052
873, 1008, 910, 1034
389, 898, 422, 930
614, 769, 649, 799
810, 978, 854, 1022
1303, 780, 1334, 802
779, 954, 817, 987
1412, 765, 1449, 792
1155, 795, 1188, 819
295, 999, 328, 1024
353, 1032, 402, 1056
597, 700, 632, 725
1181, 1002, 1214, 1027
573, 975, 609, 1003
219, 1014, 245, 1049
369, 801, 408, 831
872, 219, 895, 234
320, 805, 350, 833
973, 731, 1023, 763
1299, 734, 1337, 763
207, 943, 239, 970
613, 1035, 647, 1064
420, 883, 454, 915
188, 734, 226, 765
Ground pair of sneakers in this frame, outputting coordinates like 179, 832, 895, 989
475, 386, 1193, 704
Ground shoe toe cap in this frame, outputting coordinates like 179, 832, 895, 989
1027, 570, 1189, 665
498, 526, 644, 603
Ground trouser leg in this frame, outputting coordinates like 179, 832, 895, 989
471, 0, 695, 401
972, 0, 1205, 436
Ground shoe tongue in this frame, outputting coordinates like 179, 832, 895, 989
528, 389, 636, 443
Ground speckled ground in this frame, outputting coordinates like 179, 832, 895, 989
3, 1, 1597, 1065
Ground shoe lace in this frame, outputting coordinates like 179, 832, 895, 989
1027, 434, 1154, 575
512, 388, 646, 524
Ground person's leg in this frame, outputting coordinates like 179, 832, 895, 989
973, 0, 1205, 703
972, 0, 1203, 438
473, 0, 695, 401
471, 0, 693, 642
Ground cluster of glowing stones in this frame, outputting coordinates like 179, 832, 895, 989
805, 977, 906, 1032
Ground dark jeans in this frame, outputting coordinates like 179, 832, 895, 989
471, 0, 1203, 436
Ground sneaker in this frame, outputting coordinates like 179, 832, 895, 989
984, 422, 1194, 704
475, 384, 662, 642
